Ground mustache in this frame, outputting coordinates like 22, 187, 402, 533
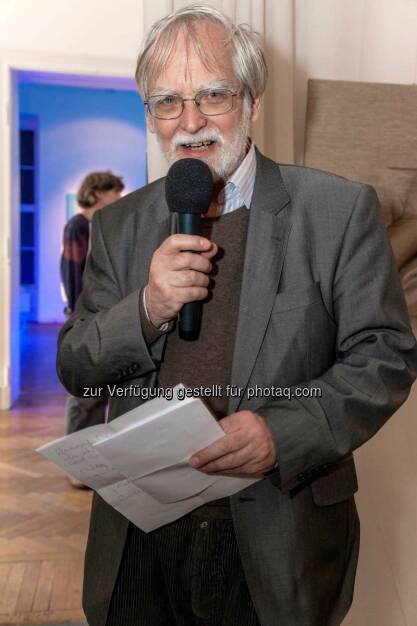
171, 129, 224, 150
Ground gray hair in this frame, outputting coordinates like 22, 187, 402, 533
135, 4, 268, 102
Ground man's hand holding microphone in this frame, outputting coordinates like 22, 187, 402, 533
145, 235, 217, 328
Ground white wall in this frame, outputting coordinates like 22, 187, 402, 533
19, 82, 147, 323
0, 0, 143, 60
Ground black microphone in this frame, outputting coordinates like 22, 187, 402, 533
165, 158, 214, 341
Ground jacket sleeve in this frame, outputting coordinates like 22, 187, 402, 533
256, 184, 417, 493
57, 210, 158, 396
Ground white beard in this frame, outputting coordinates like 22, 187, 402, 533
157, 101, 252, 182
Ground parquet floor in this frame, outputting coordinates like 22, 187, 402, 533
0, 324, 90, 625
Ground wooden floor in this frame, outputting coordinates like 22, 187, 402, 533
0, 324, 89, 625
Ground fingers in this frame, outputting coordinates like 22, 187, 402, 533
189, 430, 247, 467
159, 234, 213, 254
170, 251, 213, 273
189, 411, 277, 477
195, 445, 252, 472
190, 443, 271, 476
169, 269, 210, 288
200, 243, 218, 259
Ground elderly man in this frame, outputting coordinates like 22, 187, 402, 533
57, 5, 417, 626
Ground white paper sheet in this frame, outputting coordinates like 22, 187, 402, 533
37, 384, 259, 531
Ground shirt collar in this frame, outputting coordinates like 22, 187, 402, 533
216, 141, 257, 215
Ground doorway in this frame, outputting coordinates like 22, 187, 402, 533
0, 63, 147, 409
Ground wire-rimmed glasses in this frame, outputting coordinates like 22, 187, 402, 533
144, 88, 240, 120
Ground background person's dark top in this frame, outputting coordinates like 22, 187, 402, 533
61, 213, 90, 312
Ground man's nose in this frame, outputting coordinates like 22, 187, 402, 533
179, 100, 207, 133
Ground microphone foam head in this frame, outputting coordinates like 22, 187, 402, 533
165, 158, 214, 214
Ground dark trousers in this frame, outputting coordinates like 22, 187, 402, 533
105, 510, 261, 626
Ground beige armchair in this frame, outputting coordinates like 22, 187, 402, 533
304, 79, 417, 326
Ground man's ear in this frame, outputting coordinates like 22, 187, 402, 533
251, 97, 261, 123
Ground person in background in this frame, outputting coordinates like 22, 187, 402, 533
60, 171, 124, 487
61, 171, 124, 315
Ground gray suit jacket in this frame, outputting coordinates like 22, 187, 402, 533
57, 150, 417, 626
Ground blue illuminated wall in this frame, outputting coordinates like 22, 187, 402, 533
18, 82, 147, 323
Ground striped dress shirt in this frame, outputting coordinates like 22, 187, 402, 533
215, 141, 257, 215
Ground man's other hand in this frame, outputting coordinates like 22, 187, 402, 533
146, 234, 218, 327
189, 411, 276, 477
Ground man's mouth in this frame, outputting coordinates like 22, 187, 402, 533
178, 140, 216, 152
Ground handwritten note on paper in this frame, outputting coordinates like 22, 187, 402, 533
37, 384, 260, 532
37, 424, 126, 490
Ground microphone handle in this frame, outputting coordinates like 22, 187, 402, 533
178, 213, 203, 341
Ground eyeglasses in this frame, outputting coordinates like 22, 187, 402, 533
144, 88, 240, 120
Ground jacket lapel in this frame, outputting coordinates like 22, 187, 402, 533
228, 150, 292, 413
